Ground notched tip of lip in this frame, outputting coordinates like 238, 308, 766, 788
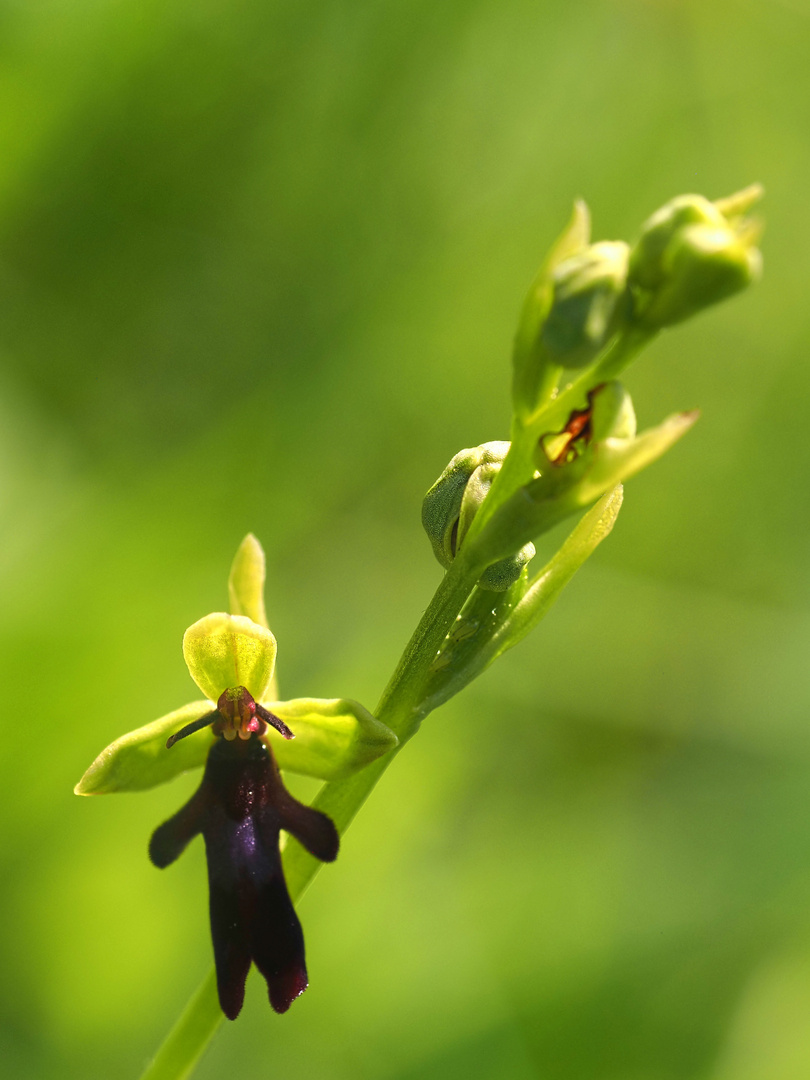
220, 996, 245, 1022
268, 965, 309, 1014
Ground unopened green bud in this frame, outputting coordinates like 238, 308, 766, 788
541, 241, 630, 369
640, 223, 761, 327
590, 381, 637, 441
629, 194, 725, 290
629, 186, 763, 327
477, 407, 698, 568
422, 442, 509, 569
512, 200, 591, 420
535, 381, 636, 471
422, 442, 535, 591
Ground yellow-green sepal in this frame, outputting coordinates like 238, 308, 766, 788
229, 533, 269, 627
265, 698, 398, 780
183, 612, 277, 702
74, 701, 215, 795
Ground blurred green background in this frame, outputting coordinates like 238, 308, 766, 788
1, 0, 809, 1077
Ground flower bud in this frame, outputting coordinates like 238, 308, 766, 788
477, 389, 696, 568
535, 381, 635, 471
512, 199, 591, 420
541, 241, 630, 369
589, 380, 637, 441
422, 442, 535, 591
629, 186, 763, 327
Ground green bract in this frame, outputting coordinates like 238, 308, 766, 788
74, 535, 396, 797
471, 385, 697, 568
421, 485, 624, 715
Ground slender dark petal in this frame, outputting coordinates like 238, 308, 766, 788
256, 702, 295, 740
248, 866, 308, 1013
208, 876, 252, 1021
165, 709, 218, 748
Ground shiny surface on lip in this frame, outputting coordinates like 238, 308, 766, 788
1, 0, 806, 1077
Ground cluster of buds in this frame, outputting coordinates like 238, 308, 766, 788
429, 185, 761, 596
512, 186, 763, 420
424, 382, 696, 585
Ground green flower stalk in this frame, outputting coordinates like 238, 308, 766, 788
75, 186, 762, 1080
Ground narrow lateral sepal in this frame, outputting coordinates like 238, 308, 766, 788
75, 701, 216, 795
264, 698, 398, 780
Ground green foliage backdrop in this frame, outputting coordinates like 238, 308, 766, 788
1, 1, 808, 1077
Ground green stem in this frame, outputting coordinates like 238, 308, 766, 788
138, 971, 222, 1080
139, 551, 483, 1080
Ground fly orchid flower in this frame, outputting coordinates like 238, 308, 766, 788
151, 683, 338, 1018
75, 535, 398, 1019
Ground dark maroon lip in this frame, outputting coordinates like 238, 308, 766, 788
150, 726, 338, 1018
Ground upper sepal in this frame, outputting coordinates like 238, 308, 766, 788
74, 700, 215, 795
229, 533, 269, 628
264, 698, 398, 780
183, 612, 277, 703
